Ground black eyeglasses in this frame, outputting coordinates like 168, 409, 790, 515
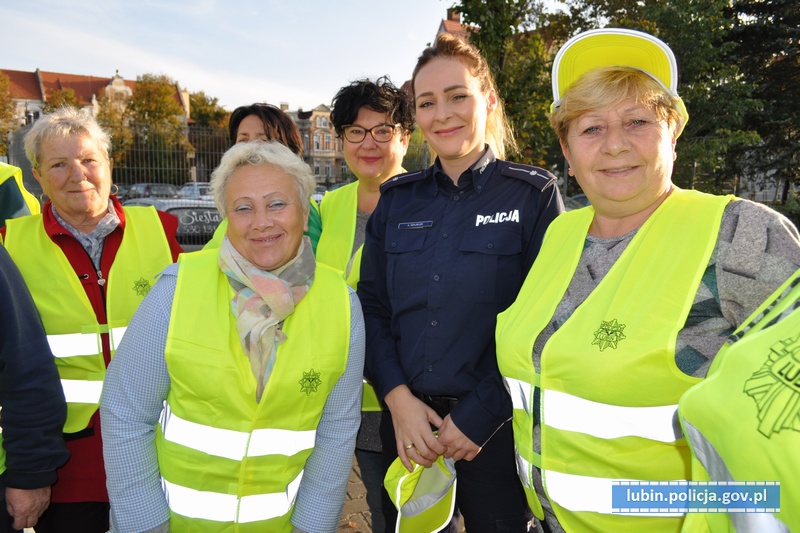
341, 123, 400, 143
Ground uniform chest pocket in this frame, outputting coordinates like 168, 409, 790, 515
457, 226, 522, 304
385, 226, 427, 300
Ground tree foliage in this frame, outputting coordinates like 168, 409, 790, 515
189, 91, 229, 128
725, 0, 800, 202
43, 88, 81, 114
0, 72, 16, 156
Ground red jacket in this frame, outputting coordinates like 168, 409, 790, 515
1, 196, 182, 502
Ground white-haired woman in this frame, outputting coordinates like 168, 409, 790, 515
1, 107, 181, 533
101, 141, 364, 533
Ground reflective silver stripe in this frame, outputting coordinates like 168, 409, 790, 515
683, 421, 789, 533
504, 377, 532, 414
47, 333, 99, 358
109, 327, 127, 350
544, 470, 684, 516
161, 404, 316, 461
516, 452, 533, 490
162, 471, 303, 523
61, 379, 103, 404
545, 390, 680, 442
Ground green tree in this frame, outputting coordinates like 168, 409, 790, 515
125, 74, 193, 185
0, 72, 16, 156
43, 88, 81, 113
189, 91, 229, 128
726, 0, 800, 203
96, 86, 134, 174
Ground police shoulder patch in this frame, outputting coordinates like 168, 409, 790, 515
497, 161, 557, 191
380, 169, 428, 193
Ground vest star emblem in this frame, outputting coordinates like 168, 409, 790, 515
299, 369, 322, 395
133, 277, 151, 297
592, 319, 627, 351
743, 332, 800, 437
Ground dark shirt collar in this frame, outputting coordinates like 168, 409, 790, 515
431, 145, 497, 195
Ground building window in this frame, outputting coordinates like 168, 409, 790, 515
341, 162, 348, 176
314, 134, 320, 151
324, 134, 331, 151
314, 164, 320, 176
325, 163, 331, 177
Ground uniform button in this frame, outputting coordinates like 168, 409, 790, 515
442, 233, 448, 239
431, 320, 438, 326
453, 195, 460, 201
427, 365, 434, 372
433, 274, 440, 281
391, 242, 397, 248
487, 243, 494, 249
477, 185, 482, 191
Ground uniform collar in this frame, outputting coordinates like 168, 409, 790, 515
431, 145, 497, 196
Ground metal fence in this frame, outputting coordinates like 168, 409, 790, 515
7, 122, 433, 248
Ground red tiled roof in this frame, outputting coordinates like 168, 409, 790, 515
439, 19, 471, 39
1, 69, 184, 111
2, 69, 41, 100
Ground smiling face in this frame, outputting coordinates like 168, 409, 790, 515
224, 164, 308, 271
343, 107, 408, 184
33, 134, 111, 225
563, 98, 677, 218
413, 57, 497, 176
235, 114, 269, 143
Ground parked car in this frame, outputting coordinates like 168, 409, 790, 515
126, 183, 180, 200
178, 182, 212, 201
123, 197, 221, 248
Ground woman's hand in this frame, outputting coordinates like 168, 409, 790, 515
438, 415, 481, 462
384, 385, 445, 471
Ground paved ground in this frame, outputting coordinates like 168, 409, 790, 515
338, 458, 374, 532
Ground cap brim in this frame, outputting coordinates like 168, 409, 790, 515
386, 457, 457, 533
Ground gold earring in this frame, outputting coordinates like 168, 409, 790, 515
110, 183, 119, 195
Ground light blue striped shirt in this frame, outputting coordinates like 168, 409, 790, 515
100, 262, 365, 533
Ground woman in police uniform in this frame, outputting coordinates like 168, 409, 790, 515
357, 32, 564, 532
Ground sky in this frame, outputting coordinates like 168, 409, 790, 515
1, 0, 457, 112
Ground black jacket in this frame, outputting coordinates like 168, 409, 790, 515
0, 244, 69, 495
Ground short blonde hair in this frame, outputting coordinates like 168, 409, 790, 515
210, 141, 314, 215
549, 66, 685, 143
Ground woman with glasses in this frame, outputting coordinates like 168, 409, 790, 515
357, 33, 564, 532
320, 77, 414, 533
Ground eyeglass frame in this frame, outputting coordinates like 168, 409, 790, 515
340, 123, 402, 143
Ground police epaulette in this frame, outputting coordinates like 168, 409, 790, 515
497, 161, 557, 191
380, 169, 428, 193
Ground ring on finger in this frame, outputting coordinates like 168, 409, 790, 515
404, 444, 415, 450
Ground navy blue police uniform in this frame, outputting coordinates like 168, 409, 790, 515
358, 146, 564, 532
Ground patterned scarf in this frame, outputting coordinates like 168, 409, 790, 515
218, 235, 315, 401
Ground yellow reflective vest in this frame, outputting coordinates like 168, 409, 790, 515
679, 269, 800, 533
157, 249, 350, 531
497, 189, 731, 532
4, 207, 171, 433
317, 181, 381, 412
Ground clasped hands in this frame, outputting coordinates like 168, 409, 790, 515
385, 385, 481, 472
